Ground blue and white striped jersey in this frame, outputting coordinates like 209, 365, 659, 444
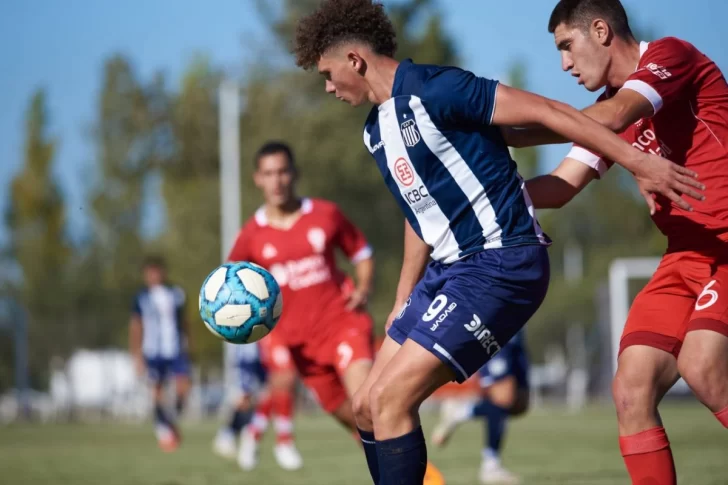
363, 59, 550, 264
132, 284, 187, 359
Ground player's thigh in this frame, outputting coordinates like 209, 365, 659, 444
300, 367, 348, 415
261, 337, 296, 391
173, 355, 191, 394
685, 257, 728, 337
613, 345, 679, 416
370, 338, 456, 419
485, 376, 518, 409
677, 330, 728, 403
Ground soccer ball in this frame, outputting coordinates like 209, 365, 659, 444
199, 262, 283, 344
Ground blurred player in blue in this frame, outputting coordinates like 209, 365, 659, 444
129, 255, 191, 452
432, 330, 530, 484
293, 1, 693, 483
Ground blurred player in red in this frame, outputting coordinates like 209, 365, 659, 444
507, 1, 727, 483
228, 141, 445, 484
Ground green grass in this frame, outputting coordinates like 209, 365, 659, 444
0, 403, 725, 485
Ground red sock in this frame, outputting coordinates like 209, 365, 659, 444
249, 395, 273, 441
715, 406, 728, 428
619, 427, 676, 485
272, 391, 294, 444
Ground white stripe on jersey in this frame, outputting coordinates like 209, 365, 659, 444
378, 100, 461, 263
518, 176, 548, 244
409, 96, 503, 250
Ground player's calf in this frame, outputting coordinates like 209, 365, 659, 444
613, 345, 680, 485
678, 329, 728, 427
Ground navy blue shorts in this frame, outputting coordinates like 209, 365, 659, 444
478, 331, 529, 389
145, 354, 191, 383
236, 360, 268, 395
388, 245, 549, 383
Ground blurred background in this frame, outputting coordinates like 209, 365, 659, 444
0, 1, 726, 484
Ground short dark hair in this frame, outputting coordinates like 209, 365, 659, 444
548, 0, 633, 39
143, 255, 166, 270
254, 141, 296, 171
294, 0, 397, 70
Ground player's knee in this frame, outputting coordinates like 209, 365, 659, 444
369, 379, 404, 422
509, 390, 530, 417
352, 387, 372, 425
611, 369, 657, 423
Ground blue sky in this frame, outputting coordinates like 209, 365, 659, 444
1, 0, 726, 244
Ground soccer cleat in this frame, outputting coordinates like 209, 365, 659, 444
237, 427, 259, 470
424, 461, 446, 485
479, 459, 520, 485
155, 423, 179, 453
431, 398, 473, 447
213, 429, 237, 460
273, 441, 304, 471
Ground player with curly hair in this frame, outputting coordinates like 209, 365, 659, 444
293, 1, 704, 484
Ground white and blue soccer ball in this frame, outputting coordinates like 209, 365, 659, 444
199, 262, 283, 344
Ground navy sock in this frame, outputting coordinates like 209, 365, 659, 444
376, 426, 427, 485
175, 396, 186, 415
229, 410, 252, 434
472, 399, 509, 456
358, 428, 380, 484
154, 404, 172, 427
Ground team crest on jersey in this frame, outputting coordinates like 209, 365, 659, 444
307, 227, 326, 254
400, 119, 421, 147
262, 243, 278, 259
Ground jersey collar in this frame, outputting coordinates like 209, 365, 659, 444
391, 58, 413, 98
254, 198, 313, 227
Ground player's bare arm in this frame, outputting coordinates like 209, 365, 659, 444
525, 158, 597, 209
347, 256, 375, 311
129, 314, 144, 376
501, 89, 654, 147
493, 84, 704, 212
386, 220, 430, 331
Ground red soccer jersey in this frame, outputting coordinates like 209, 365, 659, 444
567, 37, 728, 251
227, 198, 372, 345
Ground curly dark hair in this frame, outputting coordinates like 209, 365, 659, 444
294, 0, 397, 70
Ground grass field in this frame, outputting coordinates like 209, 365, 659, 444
1, 402, 725, 485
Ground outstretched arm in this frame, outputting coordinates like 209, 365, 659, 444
492, 84, 703, 212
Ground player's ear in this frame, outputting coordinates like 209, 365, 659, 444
347, 51, 367, 76
592, 18, 611, 45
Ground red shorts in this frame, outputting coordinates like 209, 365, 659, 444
258, 328, 295, 372
262, 312, 374, 413
620, 249, 728, 358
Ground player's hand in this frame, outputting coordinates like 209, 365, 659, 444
634, 154, 705, 214
345, 288, 369, 311
384, 301, 405, 332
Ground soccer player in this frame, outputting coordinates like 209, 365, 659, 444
129, 256, 191, 452
431, 330, 530, 484
225, 141, 455, 482
292, 1, 702, 484
213, 339, 302, 470
504, 1, 728, 483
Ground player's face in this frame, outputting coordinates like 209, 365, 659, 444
254, 153, 297, 207
317, 48, 369, 106
144, 266, 165, 287
553, 23, 610, 92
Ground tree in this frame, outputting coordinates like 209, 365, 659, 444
159, 56, 224, 363
5, 89, 70, 387
86, 55, 166, 346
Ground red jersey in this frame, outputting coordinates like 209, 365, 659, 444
227, 198, 372, 345
567, 37, 728, 252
